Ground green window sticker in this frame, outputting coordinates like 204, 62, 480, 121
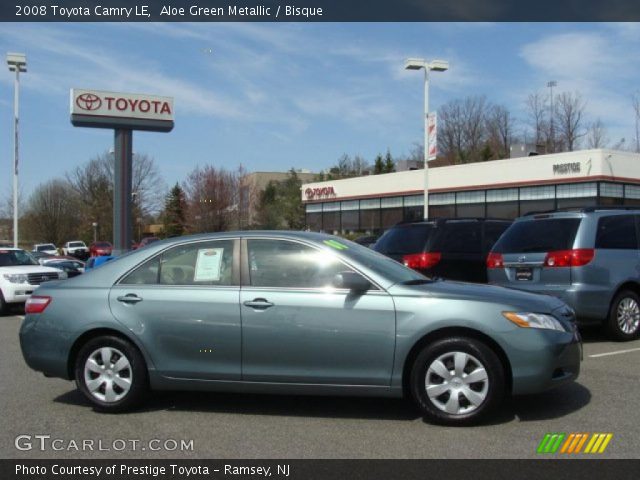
323, 239, 349, 250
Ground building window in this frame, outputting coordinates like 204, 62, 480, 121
404, 206, 423, 222
486, 188, 518, 203
341, 200, 359, 211
360, 198, 381, 210
625, 185, 640, 199
404, 195, 424, 206
429, 205, 455, 218
457, 203, 486, 218
341, 210, 359, 232
456, 190, 485, 204
600, 183, 624, 198
486, 201, 519, 219
306, 203, 322, 213
322, 211, 340, 233
381, 196, 403, 208
360, 209, 381, 233
520, 185, 555, 200
381, 208, 404, 229
430, 192, 455, 205
556, 197, 597, 209
556, 182, 597, 199
520, 199, 555, 215
322, 202, 340, 212
306, 212, 322, 231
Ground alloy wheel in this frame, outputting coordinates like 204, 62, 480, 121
617, 297, 640, 335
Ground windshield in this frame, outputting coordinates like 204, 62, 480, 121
37, 244, 55, 251
329, 237, 428, 285
69, 242, 85, 248
0, 250, 39, 267
492, 218, 581, 253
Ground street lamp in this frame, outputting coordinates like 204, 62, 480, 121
404, 57, 448, 220
547, 80, 557, 153
6, 53, 26, 248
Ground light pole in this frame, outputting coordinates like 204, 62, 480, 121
547, 80, 557, 153
92, 222, 98, 242
6, 53, 26, 248
405, 58, 448, 220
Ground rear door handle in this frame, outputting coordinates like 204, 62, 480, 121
243, 298, 274, 310
117, 294, 143, 304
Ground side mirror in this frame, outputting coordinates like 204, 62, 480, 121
333, 271, 371, 292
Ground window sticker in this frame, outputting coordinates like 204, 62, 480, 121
193, 248, 224, 282
323, 239, 348, 250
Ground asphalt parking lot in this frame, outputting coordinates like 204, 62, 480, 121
1, 313, 638, 459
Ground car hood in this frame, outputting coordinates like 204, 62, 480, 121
388, 279, 568, 314
0, 265, 62, 275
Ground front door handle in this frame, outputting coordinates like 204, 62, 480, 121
117, 294, 143, 304
243, 298, 274, 310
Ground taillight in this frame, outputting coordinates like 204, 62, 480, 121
544, 248, 594, 267
402, 252, 441, 270
25, 296, 51, 314
486, 252, 504, 269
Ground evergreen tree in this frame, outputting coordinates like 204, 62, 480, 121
373, 154, 385, 174
163, 183, 187, 237
383, 149, 395, 173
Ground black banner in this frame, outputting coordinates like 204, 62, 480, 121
2, 0, 640, 22
3, 459, 640, 480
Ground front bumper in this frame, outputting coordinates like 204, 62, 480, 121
504, 326, 582, 396
1, 282, 39, 303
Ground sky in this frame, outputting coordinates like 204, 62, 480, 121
1, 22, 639, 201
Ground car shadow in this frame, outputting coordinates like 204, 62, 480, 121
54, 382, 591, 426
578, 325, 613, 344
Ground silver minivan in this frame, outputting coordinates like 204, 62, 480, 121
487, 207, 640, 340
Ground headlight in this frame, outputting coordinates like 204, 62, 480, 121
57, 271, 68, 279
3, 273, 29, 284
503, 312, 566, 332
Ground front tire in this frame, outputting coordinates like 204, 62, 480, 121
606, 290, 640, 341
0, 291, 7, 315
410, 337, 505, 426
75, 336, 148, 412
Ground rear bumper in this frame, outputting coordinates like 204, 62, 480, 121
19, 315, 72, 379
1, 283, 39, 303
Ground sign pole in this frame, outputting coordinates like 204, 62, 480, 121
113, 129, 133, 255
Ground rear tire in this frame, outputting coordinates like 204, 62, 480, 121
0, 291, 7, 316
410, 337, 505, 426
75, 335, 148, 412
606, 290, 640, 341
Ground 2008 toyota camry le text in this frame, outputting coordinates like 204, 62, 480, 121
19, 231, 581, 425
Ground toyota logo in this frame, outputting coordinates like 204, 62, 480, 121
76, 93, 102, 111
518, 255, 526, 263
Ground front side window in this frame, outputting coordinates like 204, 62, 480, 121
247, 239, 355, 289
120, 240, 236, 286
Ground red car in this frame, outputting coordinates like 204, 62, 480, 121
89, 241, 113, 257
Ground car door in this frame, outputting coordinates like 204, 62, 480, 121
240, 237, 396, 386
109, 238, 242, 380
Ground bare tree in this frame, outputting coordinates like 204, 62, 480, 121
22, 179, 82, 245
526, 92, 548, 151
183, 165, 240, 233
439, 95, 488, 164
486, 104, 515, 159
555, 92, 587, 152
586, 118, 610, 149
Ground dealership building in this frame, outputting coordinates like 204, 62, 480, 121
301, 149, 640, 234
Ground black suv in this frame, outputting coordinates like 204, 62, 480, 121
374, 218, 511, 283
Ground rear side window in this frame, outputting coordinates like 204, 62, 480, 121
595, 215, 638, 250
492, 218, 581, 253
374, 224, 433, 254
435, 222, 481, 254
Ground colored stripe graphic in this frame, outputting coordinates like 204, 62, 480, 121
540, 433, 613, 454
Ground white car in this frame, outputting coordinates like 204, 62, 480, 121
32, 243, 58, 256
0, 248, 67, 314
61, 240, 88, 258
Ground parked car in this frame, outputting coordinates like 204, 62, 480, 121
0, 248, 67, 314
62, 241, 89, 260
19, 231, 580, 425
32, 243, 58, 256
42, 259, 85, 277
30, 251, 55, 265
487, 207, 640, 341
84, 255, 115, 272
353, 234, 379, 249
89, 241, 113, 257
374, 218, 512, 283
134, 236, 160, 250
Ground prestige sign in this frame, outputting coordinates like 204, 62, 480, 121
70, 89, 174, 132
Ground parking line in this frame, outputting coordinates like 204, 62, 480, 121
589, 347, 640, 358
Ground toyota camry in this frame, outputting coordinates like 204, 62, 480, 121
19, 231, 581, 425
